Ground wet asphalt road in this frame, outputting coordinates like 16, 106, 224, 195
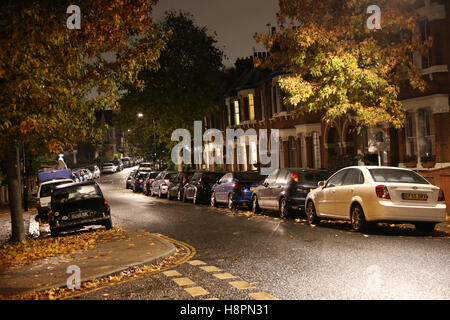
76, 167, 450, 300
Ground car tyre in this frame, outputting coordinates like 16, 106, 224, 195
306, 201, 320, 225
252, 195, 261, 214
104, 217, 113, 230
414, 222, 436, 235
350, 204, 368, 232
50, 229, 59, 237
211, 192, 217, 207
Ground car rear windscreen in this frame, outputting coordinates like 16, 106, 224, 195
297, 172, 330, 184
369, 169, 429, 184
52, 184, 102, 204
235, 172, 265, 182
202, 173, 223, 182
40, 181, 72, 197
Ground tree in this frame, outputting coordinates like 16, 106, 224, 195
0, 0, 165, 242
116, 11, 224, 164
256, 0, 429, 129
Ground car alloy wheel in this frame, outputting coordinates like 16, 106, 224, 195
279, 197, 289, 219
351, 205, 367, 232
228, 194, 235, 210
306, 201, 320, 225
211, 192, 217, 207
193, 190, 198, 204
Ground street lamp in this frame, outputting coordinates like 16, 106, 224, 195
137, 113, 144, 118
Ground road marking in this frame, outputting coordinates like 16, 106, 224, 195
229, 281, 255, 290
184, 286, 209, 297
213, 272, 236, 280
249, 292, 279, 300
199, 266, 221, 272
172, 277, 195, 286
188, 260, 206, 266
162, 270, 182, 277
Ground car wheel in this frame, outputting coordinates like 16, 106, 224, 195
211, 192, 217, 207
104, 217, 112, 230
228, 194, 236, 210
414, 222, 436, 235
50, 229, 59, 237
306, 201, 320, 225
279, 197, 290, 219
252, 195, 261, 214
193, 190, 198, 205
167, 191, 172, 200
351, 204, 368, 232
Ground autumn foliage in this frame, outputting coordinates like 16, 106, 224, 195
256, 0, 430, 129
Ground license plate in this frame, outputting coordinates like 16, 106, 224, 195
250, 187, 256, 191
71, 211, 91, 219
402, 193, 428, 201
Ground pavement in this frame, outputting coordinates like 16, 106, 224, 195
0, 229, 176, 298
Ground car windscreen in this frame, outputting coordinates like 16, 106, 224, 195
52, 184, 102, 204
103, 163, 113, 167
147, 172, 160, 179
235, 172, 265, 182
40, 181, 72, 197
369, 169, 429, 184
202, 173, 223, 182
165, 173, 178, 180
297, 171, 330, 185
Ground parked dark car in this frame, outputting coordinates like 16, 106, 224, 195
251, 168, 330, 218
49, 181, 112, 237
211, 171, 267, 210
183, 172, 225, 204
125, 169, 138, 189
143, 171, 161, 196
168, 172, 194, 200
113, 159, 124, 171
151, 171, 178, 198
132, 171, 148, 193
121, 157, 132, 168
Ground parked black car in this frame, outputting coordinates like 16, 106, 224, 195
251, 168, 330, 218
167, 172, 194, 200
183, 172, 225, 204
143, 171, 161, 196
125, 169, 138, 189
49, 181, 112, 237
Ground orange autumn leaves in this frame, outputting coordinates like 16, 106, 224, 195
256, 0, 429, 129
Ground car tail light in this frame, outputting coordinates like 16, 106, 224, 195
147, 178, 152, 184
375, 185, 390, 199
138, 179, 143, 183
182, 175, 187, 184
104, 199, 109, 211
233, 183, 242, 191
48, 209, 53, 220
438, 189, 445, 202
36, 198, 41, 208
290, 172, 299, 183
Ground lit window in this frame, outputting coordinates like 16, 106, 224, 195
248, 94, 255, 121
234, 100, 240, 125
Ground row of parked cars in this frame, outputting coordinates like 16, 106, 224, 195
127, 166, 447, 235
101, 158, 146, 174
71, 166, 101, 182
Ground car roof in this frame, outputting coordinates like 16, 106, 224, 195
39, 178, 73, 186
54, 181, 98, 190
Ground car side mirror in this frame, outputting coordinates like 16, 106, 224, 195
318, 181, 325, 187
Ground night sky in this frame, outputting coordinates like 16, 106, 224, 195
152, 0, 279, 68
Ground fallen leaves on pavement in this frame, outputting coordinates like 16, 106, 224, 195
0, 228, 125, 272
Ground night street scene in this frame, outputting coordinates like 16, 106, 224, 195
0, 0, 449, 314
